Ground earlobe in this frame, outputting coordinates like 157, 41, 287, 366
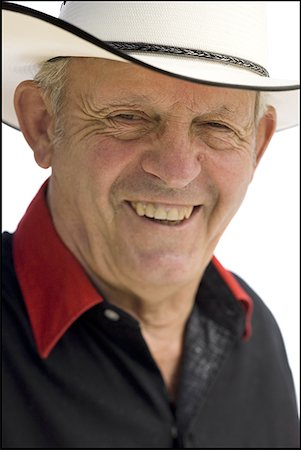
255, 106, 277, 168
14, 80, 54, 168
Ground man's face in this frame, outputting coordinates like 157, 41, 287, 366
48, 58, 260, 293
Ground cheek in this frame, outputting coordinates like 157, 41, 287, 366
207, 143, 255, 191
88, 138, 133, 172
82, 137, 143, 206
51, 136, 127, 213
204, 149, 255, 226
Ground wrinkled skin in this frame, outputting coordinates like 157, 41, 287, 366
42, 60, 274, 302
14, 58, 276, 397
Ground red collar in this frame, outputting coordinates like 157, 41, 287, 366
13, 179, 103, 358
13, 180, 253, 359
211, 256, 253, 342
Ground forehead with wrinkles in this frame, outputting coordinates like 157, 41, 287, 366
65, 58, 256, 122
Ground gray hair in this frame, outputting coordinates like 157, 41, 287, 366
254, 91, 268, 127
34, 57, 70, 116
34, 57, 71, 145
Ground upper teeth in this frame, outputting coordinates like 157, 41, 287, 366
130, 202, 194, 221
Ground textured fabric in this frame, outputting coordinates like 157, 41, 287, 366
177, 308, 234, 431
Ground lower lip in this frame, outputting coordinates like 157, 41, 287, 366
125, 202, 202, 229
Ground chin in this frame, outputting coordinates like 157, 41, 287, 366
125, 252, 201, 288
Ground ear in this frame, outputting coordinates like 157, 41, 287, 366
254, 105, 277, 168
14, 80, 55, 168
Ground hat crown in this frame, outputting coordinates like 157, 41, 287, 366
59, 1, 268, 68
2, 1, 299, 132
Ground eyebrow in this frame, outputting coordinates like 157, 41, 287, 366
93, 93, 246, 121
102, 100, 237, 115
104, 94, 152, 107
205, 105, 237, 117
88, 94, 153, 115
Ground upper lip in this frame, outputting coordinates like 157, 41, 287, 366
126, 200, 201, 207
128, 200, 200, 221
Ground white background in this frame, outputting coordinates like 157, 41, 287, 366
2, 1, 300, 412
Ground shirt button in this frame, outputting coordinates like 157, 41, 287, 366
171, 425, 178, 439
194, 345, 202, 354
104, 309, 120, 321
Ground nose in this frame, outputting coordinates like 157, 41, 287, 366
141, 122, 202, 189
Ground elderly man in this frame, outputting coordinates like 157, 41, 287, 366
2, 2, 300, 448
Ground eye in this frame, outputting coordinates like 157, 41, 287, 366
206, 122, 231, 130
111, 113, 144, 122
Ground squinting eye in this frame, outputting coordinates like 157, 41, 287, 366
114, 114, 142, 121
206, 122, 230, 130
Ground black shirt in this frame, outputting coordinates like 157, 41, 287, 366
2, 183, 300, 448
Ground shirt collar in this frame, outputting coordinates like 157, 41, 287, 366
13, 179, 253, 359
211, 256, 253, 341
13, 179, 103, 358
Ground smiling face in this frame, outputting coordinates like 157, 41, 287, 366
39, 58, 274, 296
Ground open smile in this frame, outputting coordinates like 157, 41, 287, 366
128, 201, 202, 226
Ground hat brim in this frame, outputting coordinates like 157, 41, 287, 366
2, 3, 300, 131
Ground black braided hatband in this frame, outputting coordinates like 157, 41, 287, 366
106, 42, 269, 77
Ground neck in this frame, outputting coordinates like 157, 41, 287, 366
88, 273, 200, 402
88, 268, 199, 329
47, 182, 203, 400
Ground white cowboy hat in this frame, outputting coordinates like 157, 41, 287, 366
2, 1, 299, 131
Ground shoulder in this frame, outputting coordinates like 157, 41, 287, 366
2, 232, 17, 293
233, 272, 284, 338
232, 273, 299, 416
231, 272, 293, 370
2, 231, 28, 326
2, 231, 13, 256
